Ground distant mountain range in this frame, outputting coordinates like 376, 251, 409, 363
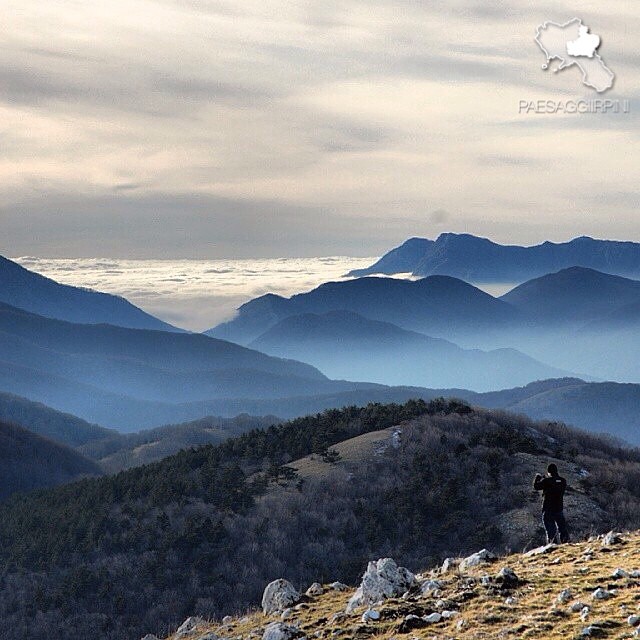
207, 275, 520, 345
0, 254, 181, 331
250, 310, 571, 390
0, 419, 101, 499
348, 233, 640, 282
0, 300, 371, 428
210, 266, 640, 383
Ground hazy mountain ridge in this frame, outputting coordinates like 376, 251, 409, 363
249, 310, 572, 390
348, 234, 640, 281
207, 275, 521, 345
2, 400, 640, 640
0, 254, 181, 331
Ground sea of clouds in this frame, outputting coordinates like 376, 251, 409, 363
14, 256, 377, 331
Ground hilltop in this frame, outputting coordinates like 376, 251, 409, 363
2, 400, 640, 639
161, 530, 640, 640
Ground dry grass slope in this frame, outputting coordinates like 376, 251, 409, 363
164, 531, 640, 640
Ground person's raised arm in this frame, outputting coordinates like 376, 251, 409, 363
534, 473, 544, 490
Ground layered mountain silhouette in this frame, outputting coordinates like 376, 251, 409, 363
249, 310, 570, 390
207, 275, 520, 345
0, 419, 102, 499
501, 266, 640, 324
348, 233, 640, 281
0, 254, 181, 331
0, 391, 115, 447
0, 301, 383, 428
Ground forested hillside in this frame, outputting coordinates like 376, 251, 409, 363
0, 420, 102, 499
1, 400, 640, 639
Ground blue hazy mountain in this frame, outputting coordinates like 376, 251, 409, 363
0, 419, 102, 499
348, 233, 640, 281
0, 301, 382, 428
500, 267, 640, 324
249, 310, 571, 390
0, 254, 181, 331
0, 391, 115, 447
207, 275, 520, 345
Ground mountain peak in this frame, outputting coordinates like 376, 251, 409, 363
349, 234, 640, 282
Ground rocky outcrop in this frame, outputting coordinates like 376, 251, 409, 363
262, 580, 301, 615
345, 558, 417, 612
262, 622, 303, 640
458, 548, 496, 571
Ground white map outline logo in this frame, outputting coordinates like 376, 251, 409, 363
535, 18, 615, 93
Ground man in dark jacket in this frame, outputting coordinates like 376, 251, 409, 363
534, 463, 570, 544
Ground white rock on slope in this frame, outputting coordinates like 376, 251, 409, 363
459, 549, 496, 571
262, 622, 302, 640
345, 558, 417, 613
262, 580, 301, 615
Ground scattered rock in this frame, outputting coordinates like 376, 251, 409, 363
628, 614, 640, 627
524, 543, 556, 557
423, 612, 442, 624
420, 579, 443, 595
346, 558, 417, 613
612, 568, 629, 579
580, 625, 605, 637
176, 617, 205, 637
495, 567, 519, 587
329, 613, 346, 625
262, 622, 303, 640
222, 616, 233, 625
441, 610, 459, 619
306, 583, 323, 597
280, 609, 293, 621
631, 570, 640, 578
459, 549, 496, 571
570, 601, 587, 613
141, 635, 160, 640
602, 531, 623, 546
505, 597, 516, 605
361, 609, 380, 623
440, 557, 460, 574
557, 589, 573, 604
580, 606, 591, 622
398, 614, 426, 632
592, 588, 612, 600
329, 582, 349, 592
262, 580, 301, 615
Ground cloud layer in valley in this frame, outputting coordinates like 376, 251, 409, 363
2, 0, 639, 257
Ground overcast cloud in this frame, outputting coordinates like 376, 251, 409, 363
1, 0, 638, 257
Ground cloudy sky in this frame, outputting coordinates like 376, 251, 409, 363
2, 0, 638, 258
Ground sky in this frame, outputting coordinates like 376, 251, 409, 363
2, 0, 639, 258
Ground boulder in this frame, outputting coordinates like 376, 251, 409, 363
557, 589, 573, 604
592, 588, 612, 600
459, 549, 495, 571
262, 622, 303, 640
175, 617, 205, 637
612, 568, 629, 579
305, 583, 323, 597
440, 557, 460, 574
423, 612, 442, 624
346, 558, 417, 613
262, 580, 301, 615
329, 581, 349, 592
361, 609, 380, 623
602, 531, 623, 546
628, 615, 640, 627
398, 614, 426, 632
570, 601, 587, 612
495, 567, 519, 587
420, 579, 443, 595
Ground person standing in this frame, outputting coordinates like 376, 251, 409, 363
534, 463, 570, 543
